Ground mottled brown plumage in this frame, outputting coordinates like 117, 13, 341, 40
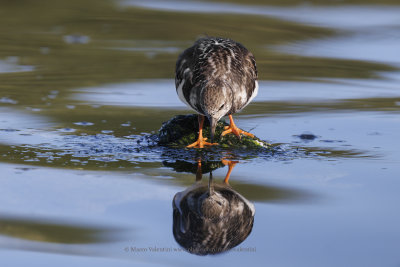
172, 173, 255, 255
175, 37, 258, 147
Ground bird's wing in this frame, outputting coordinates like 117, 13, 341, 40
243, 51, 258, 103
175, 46, 196, 109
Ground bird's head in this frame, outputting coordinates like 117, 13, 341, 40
201, 80, 232, 141
202, 80, 232, 119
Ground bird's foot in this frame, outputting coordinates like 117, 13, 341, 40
186, 136, 218, 149
221, 125, 254, 139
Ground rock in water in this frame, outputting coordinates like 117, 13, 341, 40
158, 114, 270, 149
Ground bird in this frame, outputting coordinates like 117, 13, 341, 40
172, 165, 255, 255
175, 37, 258, 148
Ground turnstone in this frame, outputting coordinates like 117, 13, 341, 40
175, 37, 258, 148
172, 162, 255, 255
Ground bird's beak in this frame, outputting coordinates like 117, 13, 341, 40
209, 117, 218, 143
208, 172, 215, 196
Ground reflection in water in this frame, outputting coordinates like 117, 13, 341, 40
172, 160, 254, 255
0, 215, 122, 244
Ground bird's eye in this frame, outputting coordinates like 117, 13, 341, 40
218, 104, 225, 111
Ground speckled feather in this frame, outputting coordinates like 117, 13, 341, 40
172, 181, 255, 255
175, 37, 258, 121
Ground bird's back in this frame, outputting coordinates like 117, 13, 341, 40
175, 37, 258, 118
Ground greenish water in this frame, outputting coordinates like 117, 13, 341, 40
1, 0, 400, 266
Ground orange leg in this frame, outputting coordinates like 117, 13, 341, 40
221, 115, 254, 139
187, 115, 218, 148
221, 159, 238, 184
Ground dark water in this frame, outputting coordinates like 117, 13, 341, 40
1, 0, 400, 266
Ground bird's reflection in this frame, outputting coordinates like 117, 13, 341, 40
172, 159, 255, 255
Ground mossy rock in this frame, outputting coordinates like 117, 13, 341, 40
158, 114, 271, 150
162, 159, 224, 174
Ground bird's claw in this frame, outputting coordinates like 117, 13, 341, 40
221, 125, 254, 139
186, 137, 218, 149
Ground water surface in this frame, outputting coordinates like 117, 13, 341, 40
1, 0, 399, 266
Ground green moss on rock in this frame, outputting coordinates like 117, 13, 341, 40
158, 114, 271, 149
